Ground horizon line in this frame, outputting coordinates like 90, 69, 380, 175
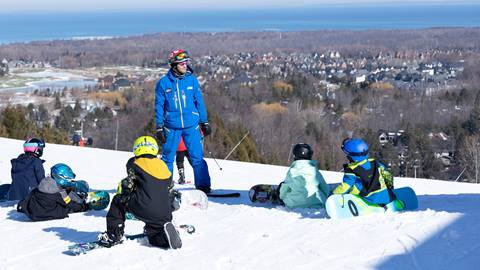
2, 2, 480, 13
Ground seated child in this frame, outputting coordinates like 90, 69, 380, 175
332, 138, 403, 210
98, 136, 182, 249
277, 143, 330, 209
17, 163, 88, 221
7, 138, 46, 201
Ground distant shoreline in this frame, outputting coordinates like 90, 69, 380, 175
2, 26, 480, 47
1, 5, 480, 45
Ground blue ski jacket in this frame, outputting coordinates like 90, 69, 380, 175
332, 158, 394, 205
155, 69, 208, 129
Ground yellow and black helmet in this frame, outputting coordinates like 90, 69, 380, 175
133, 136, 159, 157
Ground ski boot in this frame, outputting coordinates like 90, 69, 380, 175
178, 168, 186, 184
164, 222, 182, 249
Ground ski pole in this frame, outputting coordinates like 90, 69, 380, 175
224, 131, 250, 160
204, 141, 223, 170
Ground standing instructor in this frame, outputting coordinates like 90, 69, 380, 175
155, 49, 212, 193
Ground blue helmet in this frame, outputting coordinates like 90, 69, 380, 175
341, 138, 369, 162
51, 163, 76, 186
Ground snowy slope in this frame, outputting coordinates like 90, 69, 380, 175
1, 137, 480, 270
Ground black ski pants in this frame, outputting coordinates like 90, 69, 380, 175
106, 194, 170, 248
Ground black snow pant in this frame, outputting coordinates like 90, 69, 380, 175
176, 150, 192, 170
106, 194, 170, 248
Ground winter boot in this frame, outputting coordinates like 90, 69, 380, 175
97, 231, 123, 248
164, 222, 182, 249
178, 168, 186, 184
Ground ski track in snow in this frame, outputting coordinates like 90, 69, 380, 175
396, 235, 420, 270
1, 137, 480, 270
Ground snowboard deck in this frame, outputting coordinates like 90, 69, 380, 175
325, 187, 418, 219
125, 189, 208, 220
68, 233, 145, 256
248, 184, 281, 204
67, 224, 195, 255
206, 192, 241, 198
86, 191, 110, 210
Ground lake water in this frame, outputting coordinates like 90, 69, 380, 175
1, 79, 98, 92
1, 4, 480, 44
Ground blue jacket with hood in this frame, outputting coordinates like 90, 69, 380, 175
8, 153, 45, 201
155, 69, 208, 130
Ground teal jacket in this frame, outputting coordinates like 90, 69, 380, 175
279, 160, 329, 209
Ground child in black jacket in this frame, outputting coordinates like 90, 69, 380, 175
17, 177, 87, 221
98, 135, 182, 249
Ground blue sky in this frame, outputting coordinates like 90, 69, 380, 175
1, 0, 479, 11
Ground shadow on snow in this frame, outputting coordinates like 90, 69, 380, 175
376, 193, 480, 270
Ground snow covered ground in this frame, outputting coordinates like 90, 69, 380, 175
1, 136, 480, 270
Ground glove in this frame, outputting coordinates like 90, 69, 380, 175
121, 177, 135, 194
156, 127, 166, 144
119, 177, 135, 204
170, 189, 182, 212
82, 202, 90, 211
200, 122, 212, 136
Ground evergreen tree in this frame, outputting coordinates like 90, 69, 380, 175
55, 106, 76, 131
73, 100, 82, 117
37, 104, 49, 122
464, 90, 480, 134
1, 106, 35, 139
38, 123, 69, 144
54, 94, 62, 109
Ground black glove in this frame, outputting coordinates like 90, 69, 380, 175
82, 202, 90, 212
200, 122, 212, 136
170, 189, 182, 211
156, 127, 166, 144
119, 177, 135, 204
121, 177, 135, 194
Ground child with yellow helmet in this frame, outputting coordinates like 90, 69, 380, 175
98, 135, 182, 249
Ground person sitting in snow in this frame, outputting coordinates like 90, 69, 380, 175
332, 138, 404, 210
276, 143, 330, 209
17, 163, 88, 221
7, 138, 46, 201
98, 135, 182, 249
